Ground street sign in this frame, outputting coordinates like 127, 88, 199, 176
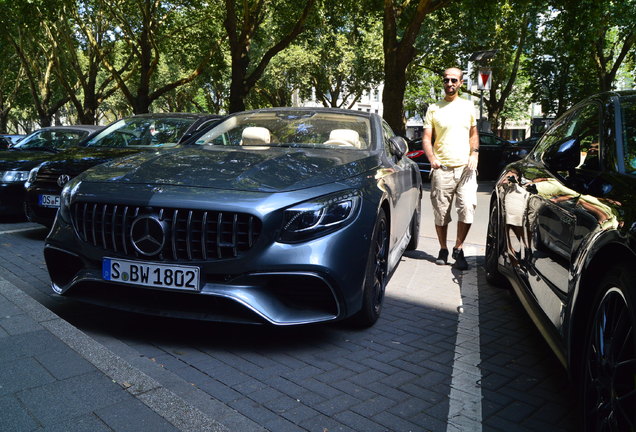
477, 69, 492, 90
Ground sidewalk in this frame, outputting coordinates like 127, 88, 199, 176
0, 277, 229, 432
0, 236, 476, 432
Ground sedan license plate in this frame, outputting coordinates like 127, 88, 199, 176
102, 258, 200, 291
38, 194, 60, 208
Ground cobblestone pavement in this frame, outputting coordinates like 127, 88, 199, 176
0, 203, 576, 431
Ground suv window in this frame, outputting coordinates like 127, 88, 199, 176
534, 102, 601, 171
622, 96, 636, 174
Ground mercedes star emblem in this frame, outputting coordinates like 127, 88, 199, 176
57, 174, 71, 187
130, 215, 166, 256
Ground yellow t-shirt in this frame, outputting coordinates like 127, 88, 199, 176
424, 98, 476, 167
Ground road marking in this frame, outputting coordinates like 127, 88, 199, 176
0, 227, 44, 235
446, 246, 483, 432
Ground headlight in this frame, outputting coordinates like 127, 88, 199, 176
279, 190, 362, 243
25, 167, 39, 187
1, 170, 30, 183
58, 179, 81, 223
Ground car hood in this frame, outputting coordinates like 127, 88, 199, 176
81, 146, 380, 192
40, 147, 148, 176
0, 150, 57, 171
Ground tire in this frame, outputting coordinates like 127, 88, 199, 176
485, 200, 505, 286
351, 209, 389, 327
406, 196, 421, 251
581, 265, 636, 431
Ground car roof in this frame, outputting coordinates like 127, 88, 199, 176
35, 125, 104, 132
233, 107, 377, 119
122, 113, 222, 120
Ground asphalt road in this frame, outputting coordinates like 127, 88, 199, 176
0, 181, 577, 432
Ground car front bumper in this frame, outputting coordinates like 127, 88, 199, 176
44, 200, 375, 325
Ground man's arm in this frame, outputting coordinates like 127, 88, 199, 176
422, 128, 441, 169
467, 125, 479, 170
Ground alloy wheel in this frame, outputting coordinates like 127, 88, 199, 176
584, 287, 636, 431
371, 217, 388, 314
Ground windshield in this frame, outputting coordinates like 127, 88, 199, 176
14, 129, 90, 151
622, 96, 636, 174
193, 111, 372, 150
84, 116, 197, 148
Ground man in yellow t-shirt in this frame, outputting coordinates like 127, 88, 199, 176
422, 67, 479, 270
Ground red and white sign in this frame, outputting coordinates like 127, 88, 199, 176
477, 69, 492, 90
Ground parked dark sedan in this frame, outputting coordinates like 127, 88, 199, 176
0, 125, 102, 217
485, 91, 636, 430
44, 108, 422, 327
407, 131, 514, 180
24, 113, 222, 227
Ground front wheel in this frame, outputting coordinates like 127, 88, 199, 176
581, 265, 636, 431
485, 200, 505, 286
351, 209, 389, 327
406, 197, 421, 251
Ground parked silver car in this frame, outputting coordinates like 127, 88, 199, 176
44, 108, 422, 327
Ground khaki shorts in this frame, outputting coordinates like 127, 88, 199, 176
430, 166, 477, 226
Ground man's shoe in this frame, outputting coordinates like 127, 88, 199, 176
435, 249, 449, 265
452, 247, 469, 270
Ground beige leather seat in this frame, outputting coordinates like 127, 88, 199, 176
325, 129, 360, 147
241, 126, 271, 146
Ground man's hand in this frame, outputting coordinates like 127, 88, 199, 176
430, 157, 442, 170
467, 153, 478, 170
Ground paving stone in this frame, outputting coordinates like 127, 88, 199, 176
0, 357, 55, 396
0, 394, 39, 432
35, 349, 95, 381
333, 410, 387, 432
297, 413, 357, 432
95, 397, 179, 431
16, 372, 128, 426
313, 393, 362, 416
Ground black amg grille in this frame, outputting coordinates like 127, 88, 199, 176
71, 202, 261, 261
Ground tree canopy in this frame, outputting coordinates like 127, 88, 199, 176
0, 0, 633, 134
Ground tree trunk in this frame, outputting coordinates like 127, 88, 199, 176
381, 0, 453, 136
382, 66, 408, 135
0, 109, 10, 133
228, 53, 249, 113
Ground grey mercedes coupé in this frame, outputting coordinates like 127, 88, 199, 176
44, 108, 422, 327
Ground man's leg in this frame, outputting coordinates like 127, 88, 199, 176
435, 224, 449, 265
436, 224, 449, 249
431, 169, 454, 265
454, 221, 471, 250
452, 168, 477, 270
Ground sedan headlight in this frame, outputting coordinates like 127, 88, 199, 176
25, 166, 39, 187
279, 190, 362, 243
1, 170, 30, 183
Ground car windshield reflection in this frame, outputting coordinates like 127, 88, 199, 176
194, 111, 372, 150
84, 117, 198, 148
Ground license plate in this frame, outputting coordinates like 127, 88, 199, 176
102, 258, 200, 291
38, 194, 60, 208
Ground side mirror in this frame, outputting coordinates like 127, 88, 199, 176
389, 136, 408, 158
542, 136, 581, 173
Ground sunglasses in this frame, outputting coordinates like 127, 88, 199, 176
443, 78, 459, 84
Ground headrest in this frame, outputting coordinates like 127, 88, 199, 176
241, 127, 271, 145
329, 129, 360, 147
